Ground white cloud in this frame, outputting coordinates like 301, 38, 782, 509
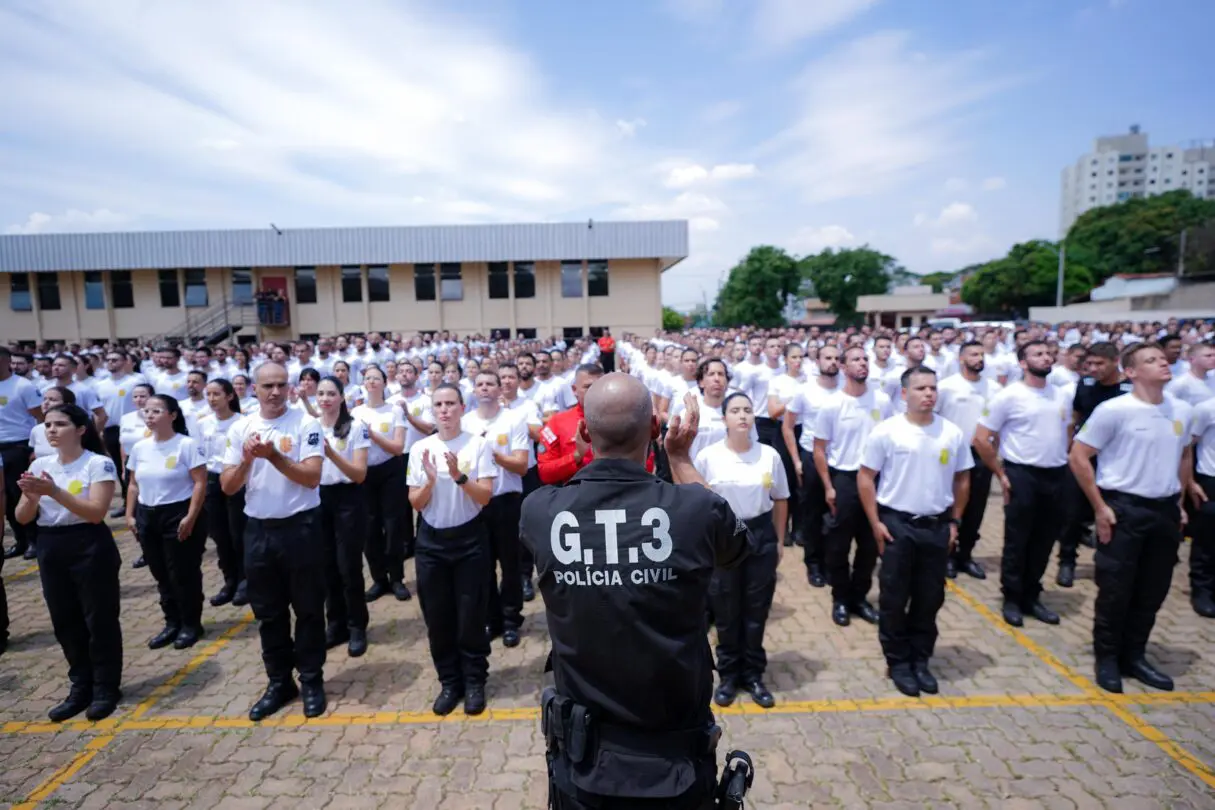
663, 162, 757, 188
930, 235, 994, 257
790, 224, 856, 254
935, 202, 978, 226
616, 191, 727, 221
4, 208, 133, 235
615, 118, 647, 138
753, 0, 880, 49
702, 100, 743, 123
982, 176, 1007, 191
944, 177, 968, 192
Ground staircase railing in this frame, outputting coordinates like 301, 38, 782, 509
141, 301, 257, 346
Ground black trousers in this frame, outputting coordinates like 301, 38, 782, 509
520, 466, 542, 580
320, 483, 369, 632
1058, 457, 1097, 566
1191, 474, 1215, 601
37, 524, 123, 693
0, 550, 6, 644
1093, 490, 1182, 662
553, 788, 714, 810
135, 499, 206, 629
600, 351, 615, 373
484, 491, 524, 632
205, 473, 246, 586
758, 418, 798, 539
824, 468, 878, 606
364, 456, 408, 586
799, 448, 827, 571
1, 441, 34, 552
245, 508, 327, 686
103, 426, 128, 503
954, 448, 992, 565
1000, 462, 1067, 609
878, 509, 950, 668
402, 451, 416, 561
710, 514, 778, 683
415, 517, 491, 689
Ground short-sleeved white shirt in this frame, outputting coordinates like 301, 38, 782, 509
394, 391, 434, 453
28, 450, 118, 527
936, 374, 1003, 446
502, 395, 543, 468
787, 380, 839, 453
766, 374, 802, 413
155, 370, 189, 398
861, 414, 974, 515
29, 423, 54, 459
128, 433, 206, 506
198, 413, 244, 474
119, 410, 150, 460
0, 374, 41, 443
406, 432, 497, 529
352, 402, 405, 467
93, 373, 146, 425
461, 408, 530, 496
977, 382, 1071, 468
669, 390, 758, 463
1192, 398, 1215, 477
1166, 373, 1215, 407
813, 388, 894, 471
222, 408, 324, 519
67, 381, 102, 415
693, 440, 789, 521
1077, 394, 1192, 499
321, 417, 372, 486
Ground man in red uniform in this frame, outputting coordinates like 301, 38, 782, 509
538, 363, 654, 484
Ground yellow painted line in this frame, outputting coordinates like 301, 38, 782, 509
949, 579, 1215, 790
11, 734, 115, 810
2, 562, 38, 582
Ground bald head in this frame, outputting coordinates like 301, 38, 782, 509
583, 372, 653, 458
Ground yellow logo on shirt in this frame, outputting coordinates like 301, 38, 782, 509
870, 409, 881, 421
981, 407, 990, 417
279, 436, 293, 453
0, 396, 7, 407
118, 389, 126, 396
412, 406, 422, 417
337, 438, 348, 451
496, 433, 508, 447
761, 472, 773, 490
165, 455, 177, 470
939, 448, 950, 465
67, 480, 84, 495
379, 422, 390, 433
1174, 419, 1184, 437
459, 459, 472, 475
143, 429, 152, 438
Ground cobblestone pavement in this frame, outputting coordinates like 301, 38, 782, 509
2, 490, 1215, 809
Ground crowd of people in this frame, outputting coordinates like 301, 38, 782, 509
0, 315, 1209, 722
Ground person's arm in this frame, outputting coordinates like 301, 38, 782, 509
857, 465, 887, 552
950, 470, 971, 553
19, 471, 115, 525
403, 408, 436, 436
369, 423, 406, 456
781, 408, 801, 474
813, 438, 834, 511
328, 440, 369, 484
92, 405, 108, 432
1179, 443, 1195, 518
408, 450, 436, 511
180, 465, 207, 540
220, 430, 253, 495
537, 420, 583, 484
494, 447, 529, 476
125, 466, 140, 534
1069, 440, 1110, 539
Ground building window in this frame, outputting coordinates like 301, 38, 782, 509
10, 273, 32, 311
488, 262, 510, 299
587, 260, 609, 297
513, 262, 535, 299
294, 267, 317, 304
232, 267, 253, 305
84, 271, 106, 310
563, 326, 584, 339
489, 327, 511, 340
299, 332, 321, 344
589, 326, 609, 338
110, 270, 134, 308
184, 269, 208, 308
516, 327, 537, 339
367, 265, 390, 302
158, 269, 180, 307
341, 266, 363, 303
415, 264, 436, 301
37, 272, 61, 311
561, 261, 583, 298
440, 263, 463, 301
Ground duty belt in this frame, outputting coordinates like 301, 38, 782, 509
879, 506, 952, 528
540, 687, 720, 765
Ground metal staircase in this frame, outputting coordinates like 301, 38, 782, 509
141, 301, 259, 346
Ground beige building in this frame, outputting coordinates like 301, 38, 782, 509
856, 285, 952, 329
0, 220, 688, 345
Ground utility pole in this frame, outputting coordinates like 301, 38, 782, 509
1178, 228, 1188, 278
1055, 242, 1066, 308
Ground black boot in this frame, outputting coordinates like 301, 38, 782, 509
148, 624, 181, 650
348, 628, 368, 658
173, 625, 205, 650
48, 687, 93, 722
432, 686, 464, 716
86, 688, 122, 722
1056, 564, 1075, 588
249, 681, 299, 722
889, 665, 920, 697
301, 682, 327, 718
231, 580, 249, 607
1123, 658, 1174, 691
714, 680, 738, 707
210, 581, 237, 607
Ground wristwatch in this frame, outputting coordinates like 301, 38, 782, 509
454, 473, 469, 486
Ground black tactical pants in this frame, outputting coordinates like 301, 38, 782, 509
364, 455, 408, 587
1000, 462, 1066, 609
1093, 490, 1181, 662
245, 508, 327, 687
205, 473, 246, 587
757, 417, 798, 541
37, 524, 123, 693
1058, 458, 1097, 566
320, 483, 369, 633
519, 466, 542, 580
878, 509, 950, 668
0, 551, 7, 646
824, 468, 878, 607
710, 514, 778, 684
136, 499, 207, 630
416, 517, 491, 689
799, 448, 827, 572
484, 491, 523, 633
103, 426, 128, 503
1188, 475, 1215, 603
2, 441, 34, 554
552, 789, 715, 810
953, 448, 992, 565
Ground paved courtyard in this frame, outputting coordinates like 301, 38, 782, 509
2, 491, 1215, 809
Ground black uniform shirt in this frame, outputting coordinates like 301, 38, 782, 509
520, 458, 752, 732
1072, 377, 1133, 429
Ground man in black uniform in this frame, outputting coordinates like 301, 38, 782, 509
1058, 342, 1131, 587
520, 373, 754, 810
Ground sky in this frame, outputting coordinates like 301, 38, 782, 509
1, 0, 1212, 311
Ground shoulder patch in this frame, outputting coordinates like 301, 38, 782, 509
1119, 382, 1133, 393
1083, 378, 1095, 386
734, 516, 748, 535
307, 432, 321, 447
540, 427, 557, 444
103, 461, 116, 474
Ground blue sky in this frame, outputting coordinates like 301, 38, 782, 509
1, 0, 1212, 310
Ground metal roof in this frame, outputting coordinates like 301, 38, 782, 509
0, 220, 689, 273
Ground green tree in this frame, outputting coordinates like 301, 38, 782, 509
712, 246, 802, 327
661, 306, 686, 331
960, 240, 1094, 315
919, 271, 957, 293
1067, 189, 1215, 280
799, 246, 901, 325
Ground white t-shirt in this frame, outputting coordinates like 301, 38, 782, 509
93, 373, 146, 425
222, 408, 324, 520
198, 413, 244, 474
178, 397, 208, 439
67, 381, 102, 416
693, 440, 789, 521
787, 380, 839, 454
923, 352, 958, 380
503, 395, 544, 468
1166, 373, 1215, 407
119, 410, 150, 460
861, 414, 974, 515
814, 388, 894, 471
742, 363, 781, 414
669, 390, 758, 463
766, 374, 802, 418
1077, 394, 1192, 499
155, 370, 189, 398
0, 374, 42, 443
394, 391, 434, 453
28, 450, 118, 527
461, 408, 530, 496
406, 432, 497, 529
936, 375, 1003, 446
352, 402, 405, 467
29, 423, 54, 459
321, 417, 372, 486
977, 382, 1072, 468
1192, 398, 1215, 477
128, 433, 206, 506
